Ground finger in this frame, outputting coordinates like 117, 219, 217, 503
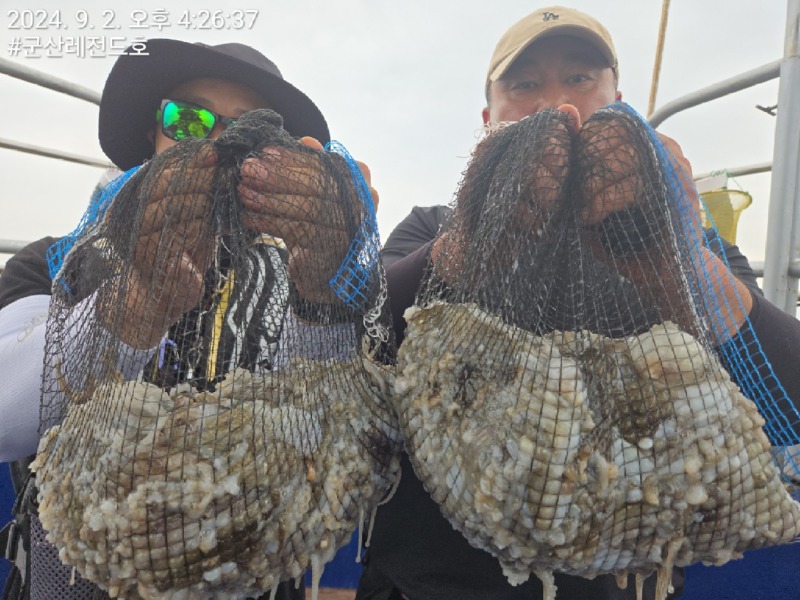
148, 249, 207, 319
354, 160, 380, 212
298, 140, 380, 212
656, 133, 703, 239
524, 126, 571, 212
194, 143, 219, 168
239, 184, 346, 223
556, 103, 582, 131
579, 119, 642, 225
138, 193, 214, 236
369, 186, 380, 213
145, 162, 216, 206
355, 160, 372, 185
133, 216, 213, 268
299, 136, 325, 151
247, 210, 350, 249
580, 176, 641, 224
657, 132, 694, 181
287, 247, 341, 304
656, 132, 681, 155
153, 143, 219, 179
239, 151, 326, 197
240, 199, 350, 241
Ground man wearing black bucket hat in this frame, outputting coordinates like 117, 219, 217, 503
98, 38, 330, 171
0, 38, 372, 600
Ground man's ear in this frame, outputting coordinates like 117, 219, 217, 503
616, 90, 623, 101
482, 107, 490, 126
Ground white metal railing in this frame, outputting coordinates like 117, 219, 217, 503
761, 0, 800, 315
0, 54, 111, 273
0, 56, 112, 168
646, 0, 799, 315
0, 55, 100, 103
648, 60, 781, 129
0, 137, 113, 169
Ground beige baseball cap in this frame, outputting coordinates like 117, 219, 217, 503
486, 6, 618, 93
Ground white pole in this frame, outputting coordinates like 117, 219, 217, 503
763, 0, 800, 314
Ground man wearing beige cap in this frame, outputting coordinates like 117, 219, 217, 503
383, 5, 623, 266
385, 6, 630, 260
483, 5, 620, 127
365, 5, 797, 600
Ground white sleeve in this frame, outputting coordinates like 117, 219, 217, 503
0, 295, 51, 462
0, 294, 156, 463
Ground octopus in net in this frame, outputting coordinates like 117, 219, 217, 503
393, 302, 800, 600
32, 356, 401, 600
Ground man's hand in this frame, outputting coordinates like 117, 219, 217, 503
578, 110, 644, 226
298, 137, 380, 211
652, 132, 752, 341
238, 137, 377, 304
433, 106, 577, 282
580, 117, 753, 342
99, 145, 218, 349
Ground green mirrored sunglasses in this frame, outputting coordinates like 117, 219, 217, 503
156, 99, 238, 141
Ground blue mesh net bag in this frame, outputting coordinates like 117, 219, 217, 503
31, 109, 400, 599
393, 103, 800, 600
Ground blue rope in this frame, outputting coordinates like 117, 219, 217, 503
46, 166, 141, 282
613, 101, 800, 451
324, 141, 380, 310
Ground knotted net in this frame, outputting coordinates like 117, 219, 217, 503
31, 110, 401, 599
393, 103, 800, 599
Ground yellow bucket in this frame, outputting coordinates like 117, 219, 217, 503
699, 189, 753, 245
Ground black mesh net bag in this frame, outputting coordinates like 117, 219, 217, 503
392, 103, 800, 599
31, 109, 402, 599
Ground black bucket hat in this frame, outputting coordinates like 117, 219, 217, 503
99, 39, 330, 170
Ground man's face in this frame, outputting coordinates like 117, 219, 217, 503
483, 35, 620, 127
153, 77, 269, 155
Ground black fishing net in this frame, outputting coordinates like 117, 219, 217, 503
393, 103, 800, 599
32, 109, 401, 599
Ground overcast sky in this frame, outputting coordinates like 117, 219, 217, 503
0, 1, 788, 265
